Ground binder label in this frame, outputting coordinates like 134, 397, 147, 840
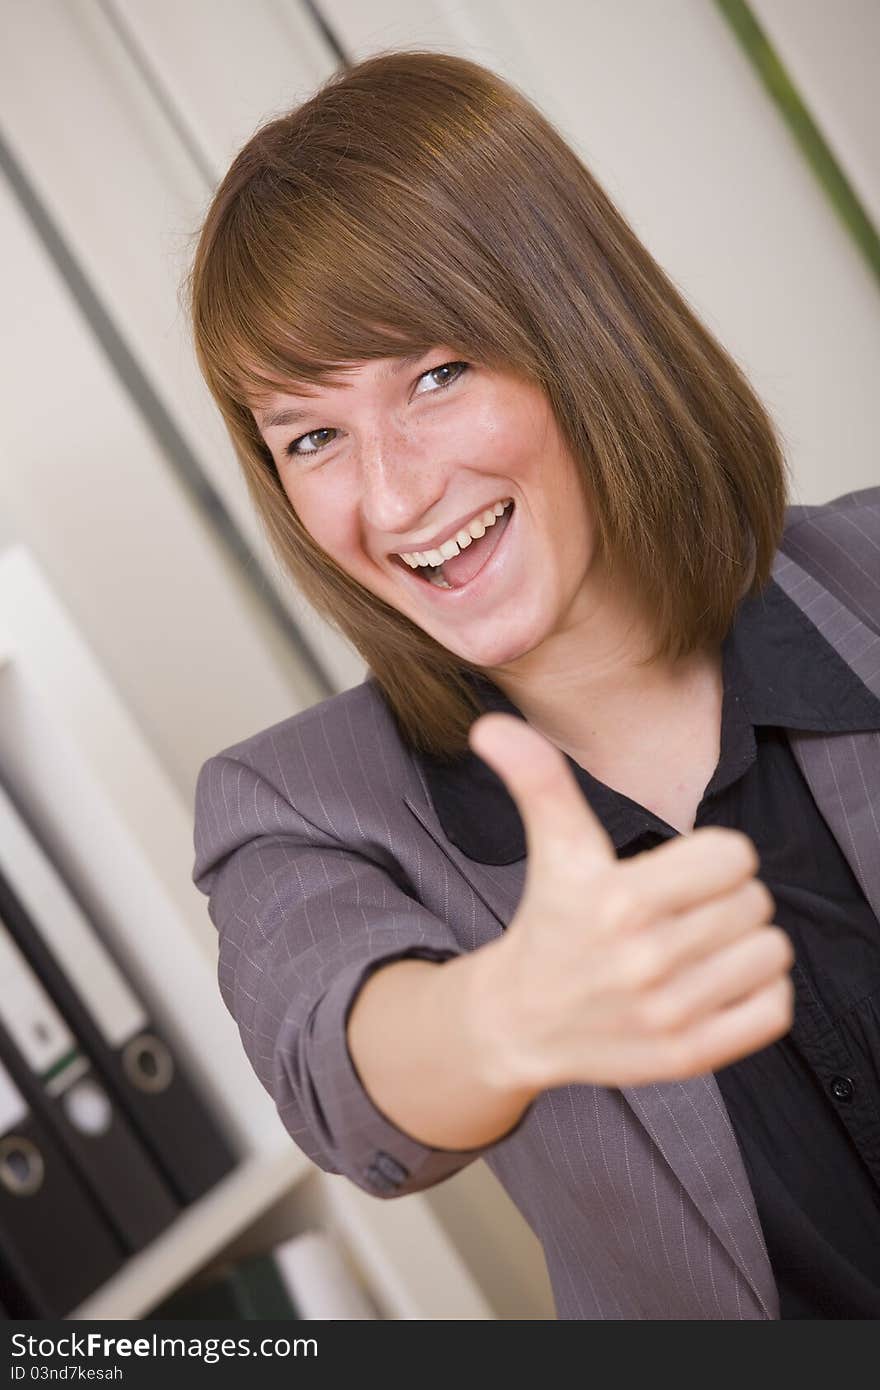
0, 918, 75, 1075
0, 785, 148, 1045
0, 1058, 28, 1132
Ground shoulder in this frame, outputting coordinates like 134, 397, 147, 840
193, 674, 420, 834
208, 673, 391, 767
784, 483, 878, 536
780, 484, 880, 629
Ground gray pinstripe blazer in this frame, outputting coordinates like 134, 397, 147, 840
192, 485, 880, 1319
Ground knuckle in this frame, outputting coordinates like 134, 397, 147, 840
626, 937, 664, 988
775, 975, 796, 1020
538, 828, 584, 871
599, 882, 642, 931
699, 825, 756, 871
630, 987, 678, 1034
694, 825, 735, 851
694, 825, 728, 842
734, 832, 761, 873
613, 941, 657, 994
746, 878, 776, 920
757, 978, 795, 1038
766, 925, 795, 969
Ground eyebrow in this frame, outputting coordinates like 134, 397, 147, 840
257, 351, 429, 432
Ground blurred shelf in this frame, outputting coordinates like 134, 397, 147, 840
0, 543, 494, 1321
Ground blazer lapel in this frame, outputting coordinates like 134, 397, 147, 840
402, 545, 880, 1322
771, 550, 880, 921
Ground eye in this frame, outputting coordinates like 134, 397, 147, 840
284, 427, 337, 460
283, 360, 470, 460
413, 359, 469, 396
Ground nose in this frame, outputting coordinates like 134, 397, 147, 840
358, 423, 447, 545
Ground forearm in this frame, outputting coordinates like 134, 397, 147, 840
345, 941, 539, 1151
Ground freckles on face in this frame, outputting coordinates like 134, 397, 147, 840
272, 364, 541, 584
266, 364, 595, 668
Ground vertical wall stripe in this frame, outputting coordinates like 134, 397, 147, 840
714, 0, 880, 286
0, 132, 335, 702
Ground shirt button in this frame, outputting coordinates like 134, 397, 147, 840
829, 1075, 854, 1102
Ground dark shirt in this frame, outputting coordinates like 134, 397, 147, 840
417, 578, 880, 1318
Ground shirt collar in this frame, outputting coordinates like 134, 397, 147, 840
415, 576, 880, 865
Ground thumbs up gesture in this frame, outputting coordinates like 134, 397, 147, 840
468, 712, 795, 1090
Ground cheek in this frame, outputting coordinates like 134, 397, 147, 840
469, 400, 522, 465
282, 476, 359, 561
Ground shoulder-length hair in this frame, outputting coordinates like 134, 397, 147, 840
184, 48, 790, 763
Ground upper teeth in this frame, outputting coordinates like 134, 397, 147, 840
397, 499, 512, 568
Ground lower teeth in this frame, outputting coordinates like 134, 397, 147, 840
427, 566, 452, 590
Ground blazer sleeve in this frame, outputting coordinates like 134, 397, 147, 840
191, 751, 532, 1199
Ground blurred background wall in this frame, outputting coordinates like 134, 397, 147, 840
1, 0, 876, 1319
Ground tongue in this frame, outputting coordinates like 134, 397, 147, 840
441, 507, 512, 588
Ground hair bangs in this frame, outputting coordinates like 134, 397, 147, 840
194, 166, 515, 419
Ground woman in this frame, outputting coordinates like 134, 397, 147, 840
188, 51, 880, 1318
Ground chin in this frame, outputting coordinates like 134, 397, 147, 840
444, 623, 547, 673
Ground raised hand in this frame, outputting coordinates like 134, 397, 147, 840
468, 712, 795, 1090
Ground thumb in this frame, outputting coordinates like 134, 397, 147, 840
468, 711, 616, 874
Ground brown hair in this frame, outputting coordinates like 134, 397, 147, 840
184, 48, 790, 762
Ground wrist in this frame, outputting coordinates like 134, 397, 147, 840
458, 935, 542, 1103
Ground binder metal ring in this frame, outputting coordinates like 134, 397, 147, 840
122, 1033, 174, 1093
0, 1135, 45, 1196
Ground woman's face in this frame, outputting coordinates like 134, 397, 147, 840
254, 349, 597, 671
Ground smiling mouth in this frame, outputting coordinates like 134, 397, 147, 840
391, 498, 515, 592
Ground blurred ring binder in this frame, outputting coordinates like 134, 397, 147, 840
0, 777, 237, 1210
0, 1134, 44, 1195
0, 903, 180, 1252
0, 1057, 125, 1317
